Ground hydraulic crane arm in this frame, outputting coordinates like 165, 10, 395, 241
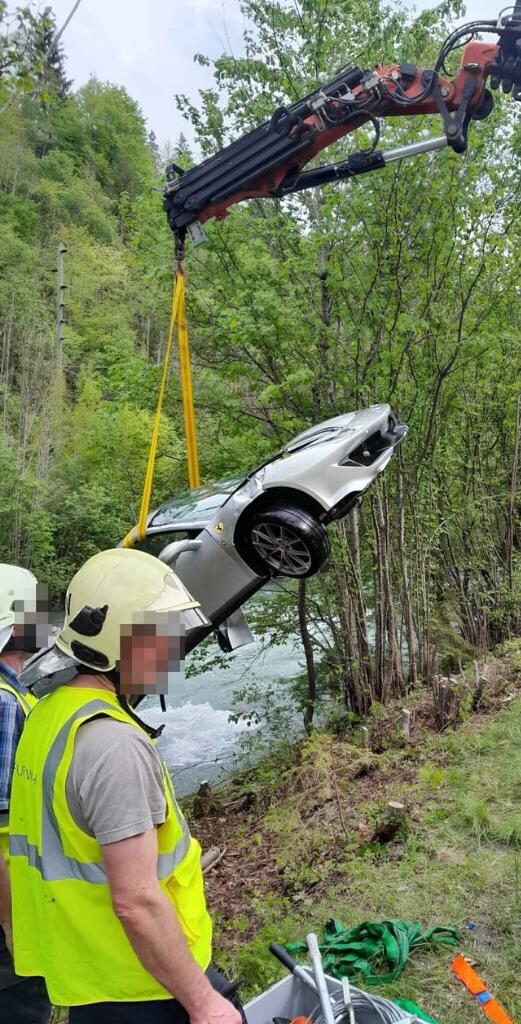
164, 7, 521, 258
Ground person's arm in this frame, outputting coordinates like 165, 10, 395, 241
0, 849, 12, 955
102, 830, 241, 1024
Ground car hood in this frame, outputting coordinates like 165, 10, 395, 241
283, 407, 387, 453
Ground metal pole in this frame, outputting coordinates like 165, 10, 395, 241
306, 933, 336, 1024
55, 242, 67, 370
52, 0, 84, 47
382, 135, 448, 164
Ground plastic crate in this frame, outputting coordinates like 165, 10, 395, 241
244, 970, 416, 1024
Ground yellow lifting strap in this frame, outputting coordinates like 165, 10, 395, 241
123, 269, 200, 548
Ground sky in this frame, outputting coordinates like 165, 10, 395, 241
19, 0, 495, 151
43, 0, 248, 150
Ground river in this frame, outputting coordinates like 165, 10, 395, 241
140, 616, 303, 796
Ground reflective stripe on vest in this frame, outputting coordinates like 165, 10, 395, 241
0, 670, 36, 866
0, 672, 36, 716
9, 699, 190, 883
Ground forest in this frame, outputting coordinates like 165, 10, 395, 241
1, 0, 520, 730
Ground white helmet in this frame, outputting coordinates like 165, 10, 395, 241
0, 563, 38, 654
20, 549, 210, 696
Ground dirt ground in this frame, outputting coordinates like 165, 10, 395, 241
192, 648, 520, 948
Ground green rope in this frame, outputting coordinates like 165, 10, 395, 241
286, 918, 460, 987
394, 999, 439, 1023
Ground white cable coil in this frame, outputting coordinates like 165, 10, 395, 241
309, 986, 421, 1024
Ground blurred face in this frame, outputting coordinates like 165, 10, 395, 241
118, 613, 185, 696
11, 585, 53, 652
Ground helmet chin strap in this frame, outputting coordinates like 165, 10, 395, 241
120, 687, 167, 714
106, 669, 165, 740
117, 693, 165, 739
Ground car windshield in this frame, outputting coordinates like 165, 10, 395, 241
150, 475, 245, 527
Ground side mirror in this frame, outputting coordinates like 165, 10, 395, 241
215, 608, 254, 652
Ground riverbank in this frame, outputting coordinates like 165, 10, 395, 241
191, 640, 521, 1023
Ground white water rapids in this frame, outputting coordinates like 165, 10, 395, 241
140, 629, 303, 796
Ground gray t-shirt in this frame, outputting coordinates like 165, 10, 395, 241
65, 717, 167, 845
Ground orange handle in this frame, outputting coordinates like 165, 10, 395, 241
452, 954, 484, 995
483, 1001, 516, 1024
451, 955, 515, 1024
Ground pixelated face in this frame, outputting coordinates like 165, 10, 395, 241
11, 584, 53, 651
118, 611, 185, 695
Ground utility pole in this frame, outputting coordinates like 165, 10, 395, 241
52, 0, 84, 48
55, 242, 67, 370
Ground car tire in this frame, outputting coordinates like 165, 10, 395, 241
236, 506, 330, 578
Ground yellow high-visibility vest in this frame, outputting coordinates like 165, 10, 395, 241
9, 686, 212, 1006
0, 669, 36, 867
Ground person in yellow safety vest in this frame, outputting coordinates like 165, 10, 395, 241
10, 548, 246, 1024
0, 563, 52, 1024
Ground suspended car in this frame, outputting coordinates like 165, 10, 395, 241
126, 404, 407, 652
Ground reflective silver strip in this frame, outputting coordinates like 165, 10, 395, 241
158, 828, 191, 878
9, 833, 107, 883
9, 832, 191, 882
10, 699, 191, 883
158, 756, 191, 877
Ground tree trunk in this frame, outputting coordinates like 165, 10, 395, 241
342, 508, 371, 711
397, 463, 417, 686
371, 495, 386, 701
507, 392, 521, 595
298, 578, 317, 733
311, 241, 332, 422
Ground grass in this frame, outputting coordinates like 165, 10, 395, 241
210, 687, 521, 1023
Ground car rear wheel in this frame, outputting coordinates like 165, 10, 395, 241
236, 506, 330, 578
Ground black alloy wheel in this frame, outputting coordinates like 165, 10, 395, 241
237, 506, 330, 578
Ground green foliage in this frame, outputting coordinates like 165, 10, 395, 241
211, 696, 521, 1021
76, 79, 154, 200
497, 639, 521, 674
0, 27, 169, 598
490, 813, 521, 850
419, 764, 446, 790
0, 4, 55, 110
0, 0, 520, 741
457, 795, 491, 837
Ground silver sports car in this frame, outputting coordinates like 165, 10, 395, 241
128, 404, 407, 651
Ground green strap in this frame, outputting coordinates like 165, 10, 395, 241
286, 918, 459, 987
394, 999, 439, 1023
